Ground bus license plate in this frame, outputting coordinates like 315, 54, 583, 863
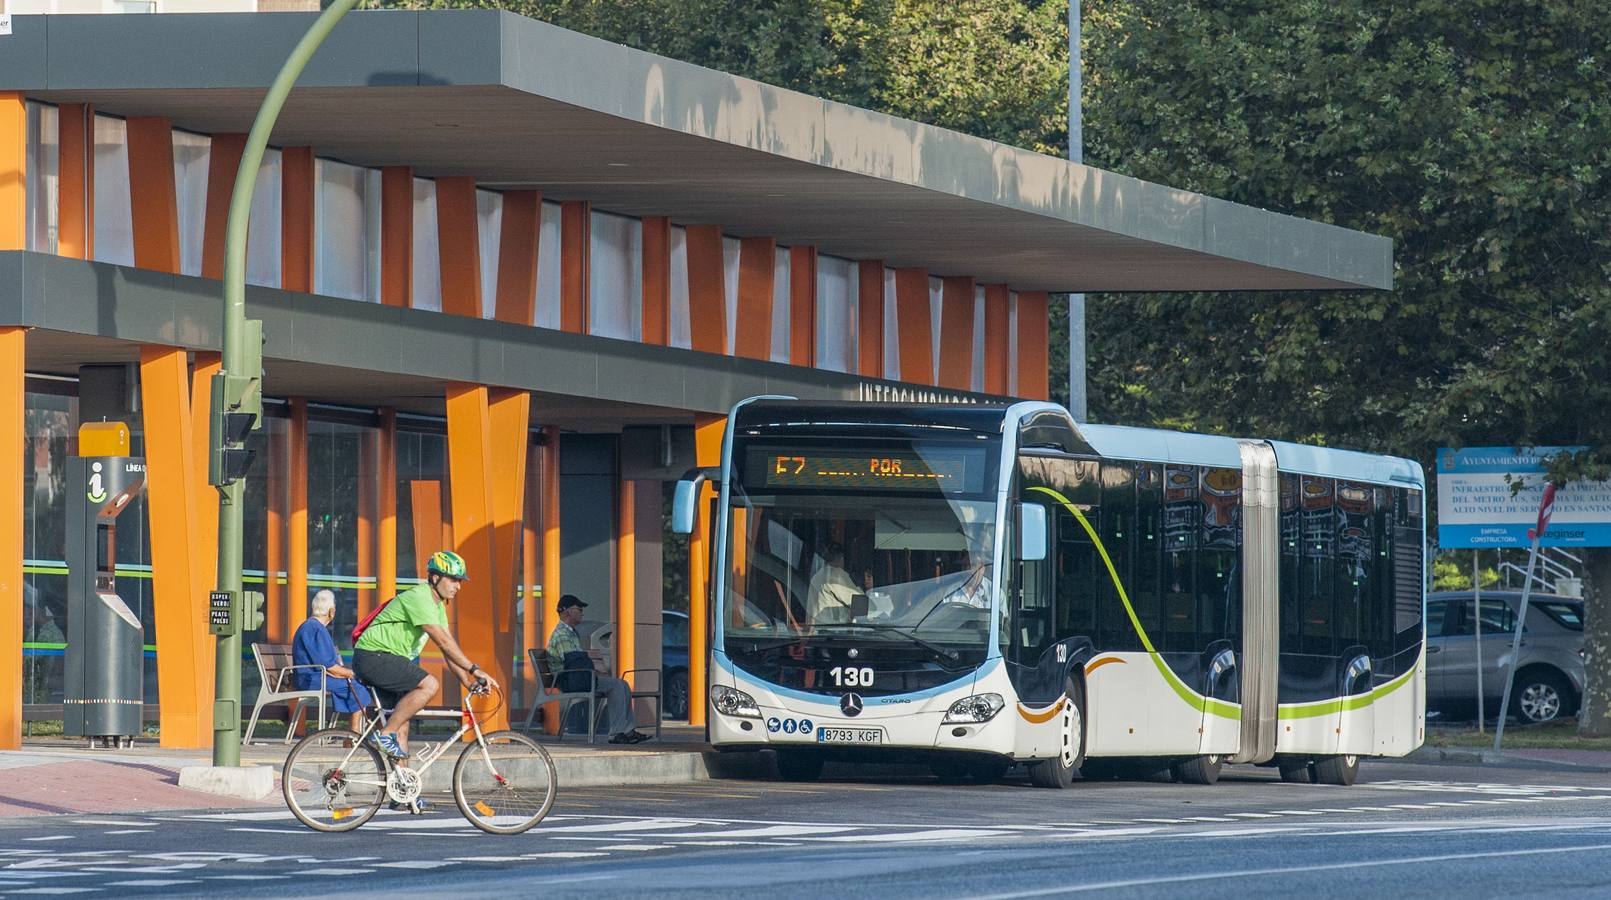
817, 727, 881, 745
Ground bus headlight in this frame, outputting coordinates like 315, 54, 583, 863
943, 693, 1005, 723
712, 685, 762, 718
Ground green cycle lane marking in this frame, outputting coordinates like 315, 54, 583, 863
1029, 485, 1239, 721
1028, 486, 1420, 722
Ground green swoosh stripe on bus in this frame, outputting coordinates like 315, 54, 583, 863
1275, 663, 1418, 719
1028, 485, 1239, 721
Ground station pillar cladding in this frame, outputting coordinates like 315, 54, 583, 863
64, 423, 147, 747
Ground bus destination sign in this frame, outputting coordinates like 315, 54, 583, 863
747, 448, 981, 492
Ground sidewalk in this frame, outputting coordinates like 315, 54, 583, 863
1407, 744, 1611, 772
0, 724, 763, 818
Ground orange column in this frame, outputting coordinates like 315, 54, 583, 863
1015, 290, 1050, 400
789, 245, 817, 367
381, 166, 413, 308
138, 347, 211, 748
560, 201, 590, 333
685, 225, 727, 355
0, 328, 23, 749
735, 237, 775, 360
938, 276, 977, 390
488, 390, 530, 711
983, 284, 1011, 395
857, 260, 885, 378
495, 190, 541, 325
188, 354, 221, 649
287, 398, 310, 636
641, 217, 671, 346
265, 424, 286, 642
688, 414, 726, 727
377, 409, 398, 605
201, 134, 246, 280
435, 176, 482, 319
125, 117, 180, 273
357, 430, 377, 619
540, 426, 562, 732
281, 147, 315, 293
57, 103, 94, 260
617, 479, 636, 692
0, 95, 21, 252
894, 267, 933, 384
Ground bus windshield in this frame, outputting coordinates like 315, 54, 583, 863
720, 439, 1001, 684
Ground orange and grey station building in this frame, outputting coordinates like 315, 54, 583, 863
0, 10, 1391, 747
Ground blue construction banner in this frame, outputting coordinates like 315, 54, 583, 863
1437, 446, 1611, 548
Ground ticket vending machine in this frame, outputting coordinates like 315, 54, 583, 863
64, 422, 147, 747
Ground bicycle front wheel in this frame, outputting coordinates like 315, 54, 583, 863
283, 728, 387, 832
453, 729, 557, 835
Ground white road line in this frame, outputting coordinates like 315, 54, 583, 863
1227, 813, 1279, 819
674, 825, 851, 838
449, 856, 529, 863
524, 852, 609, 859
372, 861, 458, 869
967, 841, 1611, 899
1134, 819, 1190, 824
537, 819, 706, 834
103, 880, 200, 887
298, 868, 372, 876
1272, 810, 1325, 816
20, 837, 73, 843
594, 845, 674, 851
228, 827, 318, 835
1185, 817, 1236, 822
668, 840, 800, 847
804, 829, 1013, 843
71, 820, 155, 827
206, 875, 292, 880
1390, 805, 1436, 810
4, 889, 99, 895
101, 830, 152, 835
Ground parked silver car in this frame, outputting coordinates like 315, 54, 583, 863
1425, 591, 1585, 724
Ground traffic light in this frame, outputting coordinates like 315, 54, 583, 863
242, 591, 266, 632
208, 319, 265, 487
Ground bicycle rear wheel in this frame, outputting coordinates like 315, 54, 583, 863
283, 728, 387, 832
453, 729, 557, 835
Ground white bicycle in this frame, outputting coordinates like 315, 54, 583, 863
282, 682, 556, 835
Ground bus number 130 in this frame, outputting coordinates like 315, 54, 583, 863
829, 666, 875, 687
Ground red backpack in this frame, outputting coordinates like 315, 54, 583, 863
352, 595, 396, 644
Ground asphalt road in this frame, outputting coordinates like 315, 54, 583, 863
3, 758, 1610, 899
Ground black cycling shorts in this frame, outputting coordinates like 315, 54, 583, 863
352, 648, 430, 710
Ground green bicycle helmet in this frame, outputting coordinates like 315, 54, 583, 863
426, 549, 469, 581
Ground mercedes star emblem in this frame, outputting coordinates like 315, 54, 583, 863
840, 693, 864, 717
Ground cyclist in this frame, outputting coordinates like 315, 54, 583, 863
353, 550, 498, 761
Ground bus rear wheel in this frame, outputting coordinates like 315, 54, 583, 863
1312, 754, 1359, 786
775, 749, 825, 782
1029, 677, 1085, 789
1172, 754, 1223, 785
1277, 757, 1313, 783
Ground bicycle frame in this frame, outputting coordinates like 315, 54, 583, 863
330, 680, 502, 803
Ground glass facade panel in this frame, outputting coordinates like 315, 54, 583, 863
247, 148, 282, 288
92, 115, 134, 267
722, 235, 740, 354
535, 200, 563, 329
814, 254, 856, 372
305, 420, 375, 644
588, 210, 642, 340
668, 224, 691, 349
172, 130, 209, 278
770, 246, 791, 363
929, 276, 943, 382
1007, 291, 1020, 394
477, 189, 503, 319
411, 177, 441, 312
395, 426, 448, 584
971, 285, 986, 392
25, 101, 58, 255
314, 158, 376, 302
882, 267, 899, 381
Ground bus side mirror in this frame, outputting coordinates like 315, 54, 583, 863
671, 467, 717, 534
1018, 503, 1048, 562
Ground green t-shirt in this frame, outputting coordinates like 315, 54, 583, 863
356, 583, 448, 659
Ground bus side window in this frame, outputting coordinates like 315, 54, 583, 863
1279, 474, 1301, 644
1162, 464, 1198, 652
1135, 463, 1164, 649
1099, 462, 1142, 651
1391, 487, 1425, 666
1300, 476, 1335, 656
1055, 505, 1097, 639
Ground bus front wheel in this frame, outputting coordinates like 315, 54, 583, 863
1029, 677, 1085, 789
775, 749, 825, 782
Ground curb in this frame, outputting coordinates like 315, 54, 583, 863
178, 765, 277, 801
1406, 746, 1611, 774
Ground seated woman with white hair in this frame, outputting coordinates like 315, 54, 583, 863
291, 589, 372, 733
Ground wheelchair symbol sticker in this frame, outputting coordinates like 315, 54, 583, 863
767, 717, 781, 733
799, 719, 813, 733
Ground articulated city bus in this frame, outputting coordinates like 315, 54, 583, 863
675, 399, 1425, 788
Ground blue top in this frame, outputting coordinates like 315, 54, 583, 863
291, 618, 343, 693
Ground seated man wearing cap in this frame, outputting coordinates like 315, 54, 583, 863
546, 594, 650, 744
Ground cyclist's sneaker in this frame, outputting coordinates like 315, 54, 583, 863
369, 731, 409, 760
